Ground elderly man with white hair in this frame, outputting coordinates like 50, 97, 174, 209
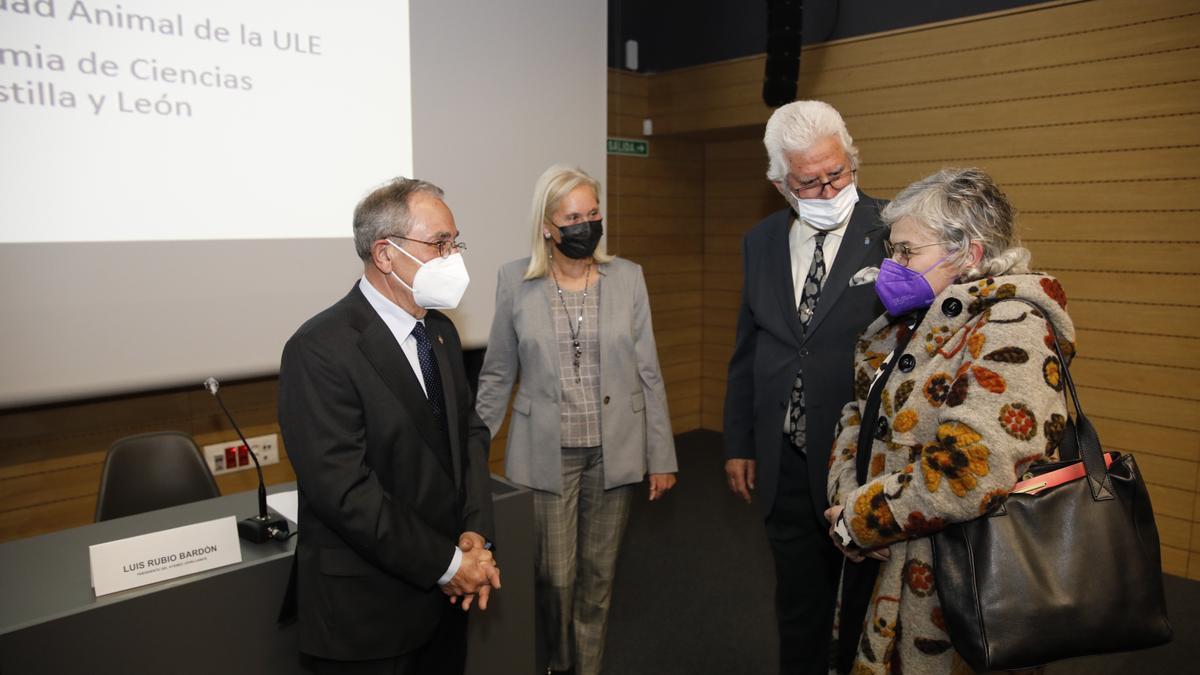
722, 100, 887, 674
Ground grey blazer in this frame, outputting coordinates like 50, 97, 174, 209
476, 256, 677, 493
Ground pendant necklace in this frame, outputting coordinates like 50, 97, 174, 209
550, 258, 590, 382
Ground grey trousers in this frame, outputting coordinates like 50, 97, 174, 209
532, 446, 634, 675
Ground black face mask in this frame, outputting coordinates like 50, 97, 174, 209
555, 219, 603, 259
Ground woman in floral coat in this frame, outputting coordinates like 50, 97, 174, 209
824, 168, 1074, 674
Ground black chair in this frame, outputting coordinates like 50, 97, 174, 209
95, 431, 221, 521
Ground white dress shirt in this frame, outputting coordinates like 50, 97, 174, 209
783, 213, 851, 434
357, 276, 462, 584
358, 276, 428, 394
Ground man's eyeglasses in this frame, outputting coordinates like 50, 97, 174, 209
883, 240, 945, 262
389, 235, 467, 258
786, 168, 857, 198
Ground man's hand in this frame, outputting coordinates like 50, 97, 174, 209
458, 532, 487, 553
440, 542, 493, 598
445, 532, 502, 611
648, 473, 677, 501
725, 458, 756, 504
822, 504, 890, 563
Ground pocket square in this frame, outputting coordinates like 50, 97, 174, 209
849, 266, 879, 287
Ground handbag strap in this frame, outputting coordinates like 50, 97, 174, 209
1001, 298, 1114, 502
855, 351, 900, 485
855, 314, 923, 484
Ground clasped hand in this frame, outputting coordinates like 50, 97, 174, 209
822, 504, 890, 563
439, 531, 502, 611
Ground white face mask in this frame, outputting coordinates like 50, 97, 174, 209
793, 181, 859, 230
387, 240, 470, 309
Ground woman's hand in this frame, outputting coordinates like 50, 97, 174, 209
648, 473, 676, 501
823, 504, 890, 563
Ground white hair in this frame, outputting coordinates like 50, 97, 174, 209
881, 168, 1031, 281
763, 100, 860, 182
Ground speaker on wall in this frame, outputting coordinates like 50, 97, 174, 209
763, 0, 805, 107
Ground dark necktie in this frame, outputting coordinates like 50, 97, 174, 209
410, 321, 445, 422
789, 231, 828, 450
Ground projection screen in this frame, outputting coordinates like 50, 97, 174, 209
0, 0, 607, 407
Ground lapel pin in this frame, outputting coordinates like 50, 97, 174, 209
436, 335, 444, 344
864, 236, 870, 245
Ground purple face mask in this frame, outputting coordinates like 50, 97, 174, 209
874, 256, 949, 316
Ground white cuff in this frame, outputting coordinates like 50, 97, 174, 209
436, 546, 463, 586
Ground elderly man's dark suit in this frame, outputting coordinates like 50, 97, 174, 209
278, 285, 495, 668
723, 190, 886, 673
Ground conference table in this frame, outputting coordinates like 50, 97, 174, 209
0, 478, 534, 674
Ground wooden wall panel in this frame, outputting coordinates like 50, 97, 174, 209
688, 0, 1200, 578
0, 377, 297, 543
650, 0, 1200, 135
606, 71, 705, 440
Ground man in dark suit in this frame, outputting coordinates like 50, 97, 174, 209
723, 101, 886, 674
279, 178, 500, 674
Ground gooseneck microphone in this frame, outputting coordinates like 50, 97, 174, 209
203, 377, 290, 543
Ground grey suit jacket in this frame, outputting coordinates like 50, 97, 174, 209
476, 256, 677, 493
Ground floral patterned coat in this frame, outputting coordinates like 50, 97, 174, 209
826, 274, 1075, 675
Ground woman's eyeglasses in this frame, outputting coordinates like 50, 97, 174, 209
883, 240, 945, 262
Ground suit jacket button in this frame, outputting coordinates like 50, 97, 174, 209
799, 347, 811, 357
875, 415, 889, 439
603, 395, 610, 405
898, 354, 916, 372
942, 297, 963, 317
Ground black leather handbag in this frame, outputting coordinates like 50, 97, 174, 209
931, 301, 1173, 672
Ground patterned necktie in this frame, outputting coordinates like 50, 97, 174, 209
789, 231, 828, 450
410, 321, 445, 422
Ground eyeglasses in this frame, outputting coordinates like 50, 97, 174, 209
883, 240, 945, 262
786, 168, 857, 198
388, 235, 467, 258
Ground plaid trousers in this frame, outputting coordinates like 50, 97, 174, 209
532, 446, 634, 675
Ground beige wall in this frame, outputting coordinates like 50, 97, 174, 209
5, 0, 1198, 580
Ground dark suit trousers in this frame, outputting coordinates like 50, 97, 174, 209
302, 603, 467, 675
765, 435, 842, 675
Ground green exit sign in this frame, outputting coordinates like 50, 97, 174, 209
607, 137, 649, 157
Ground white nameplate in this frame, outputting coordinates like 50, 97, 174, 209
88, 516, 243, 597
266, 490, 299, 525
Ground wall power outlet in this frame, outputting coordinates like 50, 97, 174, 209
201, 433, 279, 476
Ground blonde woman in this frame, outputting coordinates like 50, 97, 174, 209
476, 164, 677, 675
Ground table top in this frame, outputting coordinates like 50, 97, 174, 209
0, 477, 524, 635
0, 484, 297, 635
